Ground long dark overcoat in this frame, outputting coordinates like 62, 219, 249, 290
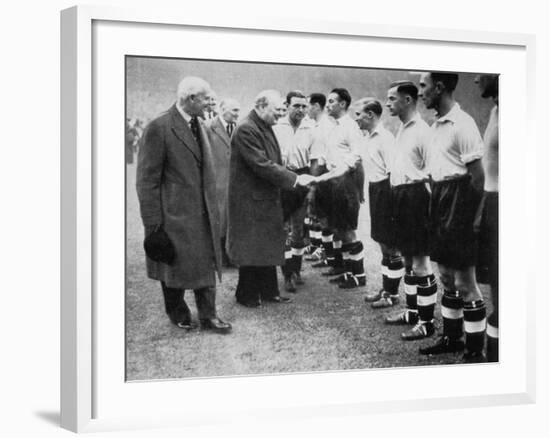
227, 110, 297, 266
206, 116, 231, 238
136, 104, 222, 289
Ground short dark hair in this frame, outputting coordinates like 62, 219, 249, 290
430, 72, 459, 92
360, 98, 383, 117
286, 90, 306, 105
389, 81, 418, 101
308, 93, 326, 109
330, 88, 352, 109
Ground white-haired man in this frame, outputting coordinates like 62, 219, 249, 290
227, 90, 314, 307
136, 76, 231, 334
206, 98, 241, 266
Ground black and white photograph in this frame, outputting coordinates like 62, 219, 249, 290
125, 56, 499, 381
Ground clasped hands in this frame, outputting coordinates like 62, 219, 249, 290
295, 174, 324, 187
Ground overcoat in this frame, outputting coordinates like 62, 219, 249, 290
227, 110, 297, 266
136, 104, 222, 289
206, 116, 231, 238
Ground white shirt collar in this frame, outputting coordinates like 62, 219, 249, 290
436, 102, 461, 124
175, 102, 192, 123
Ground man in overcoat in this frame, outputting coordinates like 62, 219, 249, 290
206, 98, 241, 266
227, 90, 314, 307
136, 76, 232, 334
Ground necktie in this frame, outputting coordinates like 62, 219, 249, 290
226, 122, 235, 137
190, 117, 202, 148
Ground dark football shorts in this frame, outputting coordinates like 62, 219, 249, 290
315, 163, 364, 231
475, 191, 498, 288
368, 177, 393, 246
391, 181, 431, 256
281, 167, 310, 222
430, 175, 482, 269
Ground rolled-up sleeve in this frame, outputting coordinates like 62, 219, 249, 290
457, 119, 484, 164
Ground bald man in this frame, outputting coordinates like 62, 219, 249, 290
227, 90, 314, 307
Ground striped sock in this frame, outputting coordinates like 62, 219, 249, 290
381, 255, 389, 292
321, 232, 334, 266
291, 245, 306, 275
403, 271, 418, 322
384, 255, 404, 296
350, 241, 366, 284
416, 274, 437, 324
486, 311, 499, 362
441, 290, 464, 340
464, 299, 487, 355
342, 242, 353, 279
281, 244, 293, 279
333, 240, 343, 269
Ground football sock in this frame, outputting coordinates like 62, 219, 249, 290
384, 255, 404, 296
416, 274, 437, 324
441, 290, 464, 340
464, 299, 487, 355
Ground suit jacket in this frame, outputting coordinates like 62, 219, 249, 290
206, 116, 231, 238
227, 110, 297, 266
136, 104, 222, 289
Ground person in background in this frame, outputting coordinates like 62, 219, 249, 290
206, 98, 241, 267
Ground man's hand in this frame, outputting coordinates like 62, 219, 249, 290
295, 174, 316, 187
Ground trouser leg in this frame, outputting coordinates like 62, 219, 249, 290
194, 286, 217, 320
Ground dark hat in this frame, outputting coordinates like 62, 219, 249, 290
144, 226, 176, 265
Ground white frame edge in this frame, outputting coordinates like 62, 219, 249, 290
60, 4, 537, 433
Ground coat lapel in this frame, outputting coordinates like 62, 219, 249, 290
211, 117, 231, 148
169, 105, 203, 165
197, 119, 223, 279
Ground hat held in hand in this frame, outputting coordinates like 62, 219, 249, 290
144, 225, 176, 265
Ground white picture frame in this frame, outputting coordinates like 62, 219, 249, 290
60, 4, 536, 433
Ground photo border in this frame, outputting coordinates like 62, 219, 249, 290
60, 5, 536, 433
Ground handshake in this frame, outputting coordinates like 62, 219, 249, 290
295, 174, 320, 187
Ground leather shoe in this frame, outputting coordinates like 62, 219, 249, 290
265, 295, 292, 303
200, 317, 232, 334
322, 266, 346, 276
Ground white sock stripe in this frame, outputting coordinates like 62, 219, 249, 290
284, 251, 292, 259
442, 307, 464, 319
342, 252, 350, 259
333, 240, 342, 249
321, 235, 333, 242
487, 324, 499, 339
348, 251, 364, 261
291, 247, 307, 256
354, 273, 366, 278
417, 294, 437, 306
404, 284, 416, 296
464, 318, 487, 334
312, 231, 322, 239
386, 268, 405, 279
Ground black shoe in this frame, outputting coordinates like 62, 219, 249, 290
419, 335, 465, 355
322, 266, 346, 276
236, 298, 261, 308
170, 319, 196, 330
401, 321, 435, 341
462, 350, 487, 363
264, 295, 292, 303
312, 259, 329, 268
284, 276, 297, 293
364, 289, 383, 303
200, 317, 232, 334
385, 310, 418, 325
329, 274, 346, 284
338, 274, 366, 289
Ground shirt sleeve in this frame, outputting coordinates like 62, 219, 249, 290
343, 121, 363, 168
457, 117, 484, 164
309, 127, 327, 166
